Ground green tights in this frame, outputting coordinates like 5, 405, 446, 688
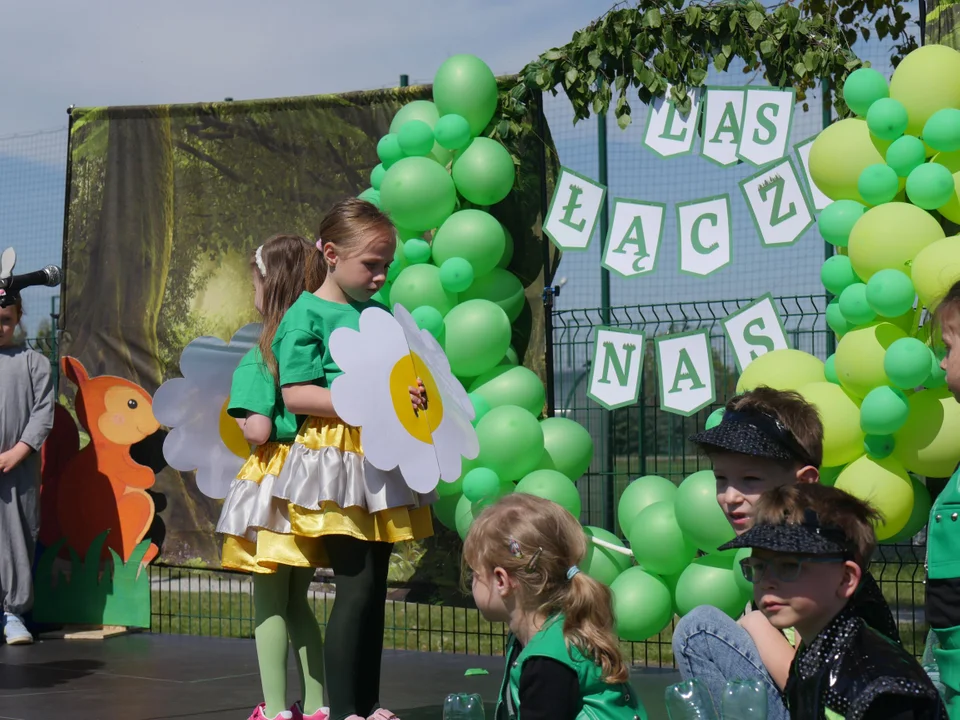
254, 565, 326, 718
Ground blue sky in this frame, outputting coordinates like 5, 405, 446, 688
0, 1, 916, 335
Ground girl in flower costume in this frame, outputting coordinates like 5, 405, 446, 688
217, 235, 328, 720
274, 199, 433, 720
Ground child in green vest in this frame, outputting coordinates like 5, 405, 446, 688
928, 279, 960, 717
463, 493, 647, 720
721, 483, 944, 719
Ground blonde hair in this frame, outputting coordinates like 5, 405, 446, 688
463, 494, 629, 684
308, 198, 397, 288
252, 234, 318, 379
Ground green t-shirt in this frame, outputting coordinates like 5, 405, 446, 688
272, 292, 388, 388
227, 348, 301, 443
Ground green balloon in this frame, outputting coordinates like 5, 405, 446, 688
434, 114, 472, 150
906, 162, 956, 210
821, 255, 860, 295
825, 354, 840, 385
411, 305, 444, 339
436, 474, 463, 497
927, 349, 948, 388
439, 257, 475, 293
864, 434, 895, 459
371, 163, 386, 190
866, 97, 909, 141
443, 299, 511, 378
468, 392, 491, 425
397, 120, 435, 157
924, 109, 960, 153
452, 137, 516, 206
433, 54, 499, 136
389, 100, 452, 166
377, 134, 405, 168
858, 163, 900, 205
675, 554, 751, 619
675, 470, 734, 552
455, 493, 484, 540
733, 547, 753, 595
617, 475, 677, 537
433, 493, 461, 530
884, 337, 932, 389
458, 268, 525, 323
386, 240, 408, 282
371, 284, 390, 306
886, 135, 927, 177
860, 385, 910, 435
610, 568, 673, 641
516, 469, 581, 518
843, 67, 890, 116
865, 269, 916, 318
462, 467, 502, 503
628, 501, 697, 576
380, 156, 457, 232
705, 408, 724, 430
469, 364, 545, 418
390, 264, 457, 316
818, 200, 866, 247
535, 416, 594, 481
820, 465, 844, 487
839, 283, 877, 325
476, 405, 545, 481
502, 346, 520, 366
827, 299, 854, 337
582, 526, 632, 586
403, 238, 432, 264
498, 224, 515, 269
885, 474, 932, 543
432, 210, 506, 279
358, 187, 381, 208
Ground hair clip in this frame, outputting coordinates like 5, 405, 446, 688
315, 238, 324, 251
254, 245, 267, 277
508, 539, 523, 558
527, 547, 543, 571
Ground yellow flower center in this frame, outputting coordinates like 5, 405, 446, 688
220, 397, 252, 458
389, 352, 444, 445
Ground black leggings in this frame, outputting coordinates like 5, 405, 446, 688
324, 535, 393, 720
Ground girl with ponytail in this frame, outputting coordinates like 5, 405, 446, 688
463, 494, 647, 720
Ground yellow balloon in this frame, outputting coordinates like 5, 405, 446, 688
798, 382, 864, 467
911, 236, 960, 310
933, 150, 960, 224
894, 386, 960, 477
835, 455, 913, 540
219, 397, 250, 459
848, 202, 945, 281
890, 45, 960, 137
808, 118, 888, 203
833, 322, 907, 398
736, 350, 826, 393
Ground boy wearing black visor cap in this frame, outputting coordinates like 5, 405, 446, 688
672, 387, 898, 719
720, 484, 945, 720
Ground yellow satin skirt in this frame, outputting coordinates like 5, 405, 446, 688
221, 418, 434, 574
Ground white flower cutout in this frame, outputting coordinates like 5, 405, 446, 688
153, 323, 261, 499
329, 304, 479, 494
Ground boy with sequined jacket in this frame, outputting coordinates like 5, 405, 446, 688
721, 484, 945, 720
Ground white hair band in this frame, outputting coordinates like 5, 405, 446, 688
255, 245, 267, 277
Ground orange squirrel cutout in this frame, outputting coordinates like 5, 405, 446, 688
39, 356, 160, 567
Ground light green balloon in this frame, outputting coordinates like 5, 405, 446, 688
432, 493, 460, 530
582, 526, 631, 586
411, 305, 444, 339
884, 337, 933, 389
397, 120, 435, 157
468, 364, 545, 417
389, 100, 453, 166
434, 114, 472, 150
390, 264, 458, 316
468, 392, 491, 425
380, 156, 457, 232
498, 224, 515, 268
534, 416, 594, 481
628, 501, 697, 577
825, 354, 839, 385
827, 299, 854, 337
839, 283, 877, 325
358, 187, 381, 208
860, 385, 910, 435
858, 163, 899, 206
403, 238, 432, 265
848, 202, 944, 281
866, 97, 908, 141
906, 162, 956, 210
834, 321, 907, 398
818, 200, 866, 247
458, 268, 525, 323
433, 54, 499, 136
439, 257, 475, 293
821, 255, 860, 295
370, 163, 386, 190
675, 470, 735, 553
865, 269, 915, 318
733, 547, 753, 595
455, 493, 484, 540
864, 433, 895, 459
476, 405, 545, 482
516, 469, 581, 518
675, 554, 750, 619
452, 137, 516, 206
884, 474, 932, 543
924, 108, 960, 153
617, 475, 677, 537
443, 299, 511, 377
462, 467, 502, 503
432, 210, 506, 279
377, 134, 405, 169
886, 135, 927, 177
610, 568, 673, 641
843, 67, 889, 117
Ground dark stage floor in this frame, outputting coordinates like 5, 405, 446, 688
0, 635, 677, 720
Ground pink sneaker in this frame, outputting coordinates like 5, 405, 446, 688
290, 702, 329, 720
248, 703, 293, 720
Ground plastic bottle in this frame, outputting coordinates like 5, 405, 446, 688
922, 628, 947, 699
443, 693, 484, 720
664, 679, 719, 720
721, 678, 768, 719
